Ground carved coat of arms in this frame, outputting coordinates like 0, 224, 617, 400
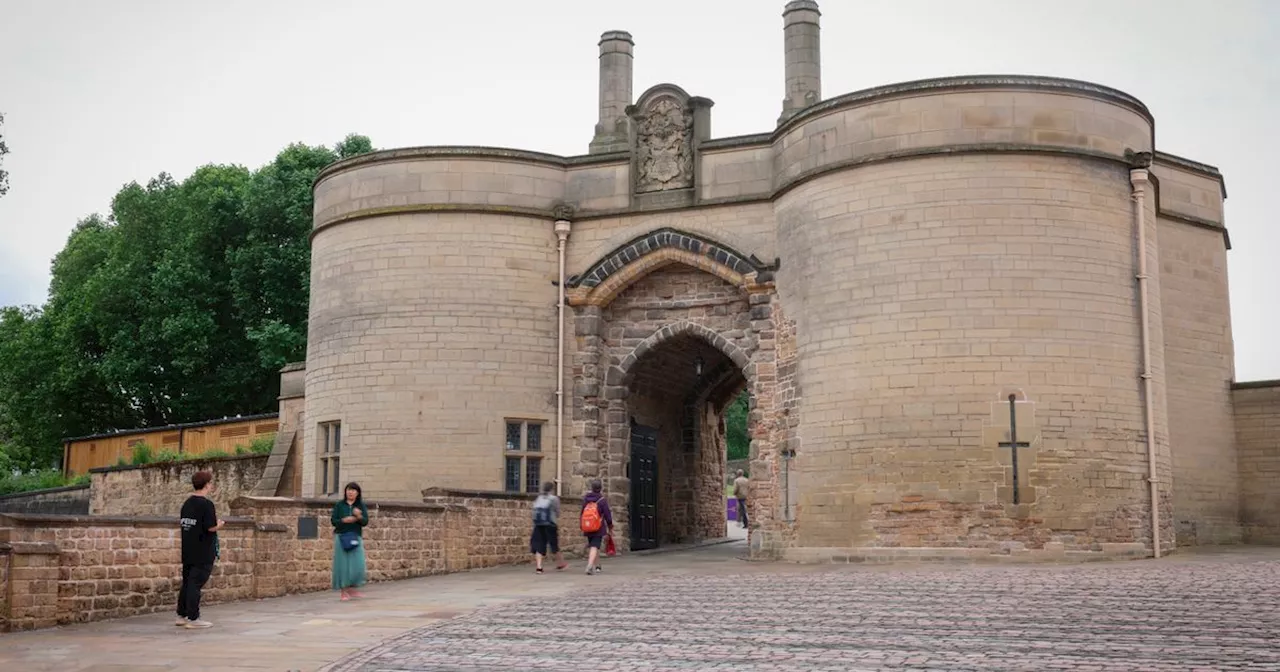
635, 97, 693, 193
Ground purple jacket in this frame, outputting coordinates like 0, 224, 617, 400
581, 491, 613, 530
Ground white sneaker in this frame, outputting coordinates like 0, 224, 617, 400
184, 619, 213, 629
175, 617, 188, 627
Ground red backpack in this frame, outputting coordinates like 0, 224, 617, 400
581, 500, 603, 534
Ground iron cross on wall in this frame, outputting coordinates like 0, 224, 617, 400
998, 393, 1031, 504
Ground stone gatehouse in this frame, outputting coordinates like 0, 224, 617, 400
290, 1, 1279, 561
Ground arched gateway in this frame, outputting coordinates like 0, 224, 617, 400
565, 228, 799, 556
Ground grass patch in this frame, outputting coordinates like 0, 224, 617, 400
0, 469, 90, 496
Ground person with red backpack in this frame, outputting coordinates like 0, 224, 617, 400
580, 478, 613, 575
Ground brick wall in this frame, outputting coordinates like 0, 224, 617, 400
228, 497, 465, 596
0, 513, 259, 631
90, 455, 267, 516
1235, 382, 1280, 544
1157, 220, 1240, 545
0, 496, 485, 632
0, 542, 9, 631
421, 488, 585, 567
0, 485, 90, 515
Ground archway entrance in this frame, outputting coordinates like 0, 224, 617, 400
623, 331, 747, 549
565, 228, 798, 558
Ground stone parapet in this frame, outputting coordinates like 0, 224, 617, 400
422, 488, 585, 567
0, 484, 90, 515
0, 512, 257, 631
89, 454, 267, 516
0, 495, 484, 632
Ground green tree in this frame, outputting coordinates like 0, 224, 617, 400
0, 133, 375, 471
725, 391, 750, 461
0, 112, 9, 197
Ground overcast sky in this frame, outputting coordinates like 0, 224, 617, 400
0, 0, 1276, 379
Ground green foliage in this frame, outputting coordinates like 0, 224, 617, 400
0, 134, 374, 470
725, 391, 750, 461
0, 468, 88, 496
129, 442, 155, 466
200, 449, 230, 460
249, 433, 275, 455
154, 449, 181, 463
0, 111, 9, 197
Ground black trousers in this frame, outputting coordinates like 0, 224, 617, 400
177, 563, 213, 621
737, 498, 749, 527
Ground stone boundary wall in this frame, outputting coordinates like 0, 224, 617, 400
0, 513, 260, 631
227, 496, 467, 596
0, 492, 578, 632
1235, 381, 1280, 544
0, 496, 467, 632
422, 488, 586, 567
90, 454, 268, 516
0, 485, 90, 515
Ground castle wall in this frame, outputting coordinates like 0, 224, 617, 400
1156, 216, 1239, 544
305, 205, 560, 501
774, 151, 1172, 555
1151, 156, 1226, 225
303, 73, 1251, 559
1234, 382, 1280, 544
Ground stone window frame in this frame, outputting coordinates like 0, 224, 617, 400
503, 419, 545, 494
317, 420, 342, 496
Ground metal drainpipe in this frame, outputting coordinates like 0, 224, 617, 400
554, 217, 572, 497
1130, 166, 1161, 558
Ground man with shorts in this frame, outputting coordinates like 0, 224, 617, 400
530, 481, 568, 573
580, 478, 613, 575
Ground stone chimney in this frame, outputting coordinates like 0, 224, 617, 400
778, 0, 821, 124
589, 30, 635, 154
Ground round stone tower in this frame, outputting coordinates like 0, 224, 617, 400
771, 79, 1173, 558
304, 152, 568, 500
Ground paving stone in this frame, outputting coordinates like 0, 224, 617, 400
326, 547, 1280, 672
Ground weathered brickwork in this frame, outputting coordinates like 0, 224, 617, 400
565, 262, 796, 552
0, 514, 259, 631
1235, 383, 1280, 543
0, 542, 9, 632
421, 488, 585, 568
1158, 220, 1241, 545
0, 492, 563, 631
89, 454, 267, 516
228, 497, 465, 596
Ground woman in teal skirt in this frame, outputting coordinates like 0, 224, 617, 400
331, 481, 370, 600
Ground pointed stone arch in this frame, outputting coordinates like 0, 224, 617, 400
614, 321, 752, 385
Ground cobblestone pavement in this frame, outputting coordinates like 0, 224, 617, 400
327, 547, 1280, 672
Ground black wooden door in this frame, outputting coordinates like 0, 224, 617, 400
629, 424, 659, 551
